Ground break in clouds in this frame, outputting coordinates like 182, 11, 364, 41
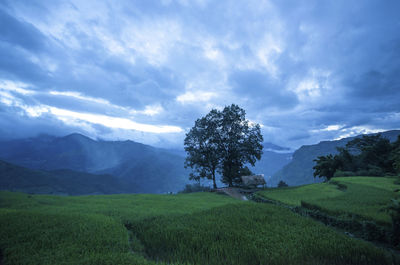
0, 0, 399, 149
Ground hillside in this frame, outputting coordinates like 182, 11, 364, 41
251, 150, 292, 185
0, 133, 189, 193
271, 130, 400, 186
0, 160, 133, 195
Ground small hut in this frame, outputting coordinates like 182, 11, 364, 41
241, 174, 266, 188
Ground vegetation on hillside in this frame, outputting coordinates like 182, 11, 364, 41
314, 134, 400, 181
271, 130, 400, 186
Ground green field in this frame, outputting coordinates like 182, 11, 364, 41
0, 190, 398, 265
257, 177, 400, 225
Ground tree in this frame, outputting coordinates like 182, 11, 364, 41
184, 104, 263, 188
218, 105, 263, 186
391, 136, 400, 175
184, 110, 221, 189
313, 154, 341, 181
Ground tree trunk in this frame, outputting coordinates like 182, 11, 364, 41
212, 170, 217, 189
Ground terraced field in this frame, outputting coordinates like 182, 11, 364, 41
257, 177, 400, 225
0, 184, 399, 264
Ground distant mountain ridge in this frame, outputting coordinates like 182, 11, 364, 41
7, 130, 395, 192
0, 159, 131, 195
0, 133, 189, 193
270, 130, 400, 186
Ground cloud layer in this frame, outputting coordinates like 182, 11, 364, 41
1, 0, 399, 148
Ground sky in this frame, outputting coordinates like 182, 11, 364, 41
0, 0, 399, 149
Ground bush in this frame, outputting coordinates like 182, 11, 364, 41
333, 170, 356, 178
355, 168, 384, 177
366, 166, 385, 177
179, 183, 211, 193
277, 180, 289, 188
387, 199, 400, 247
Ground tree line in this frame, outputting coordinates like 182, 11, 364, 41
184, 104, 263, 188
313, 134, 400, 180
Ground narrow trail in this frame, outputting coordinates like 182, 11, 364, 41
216, 187, 249, 201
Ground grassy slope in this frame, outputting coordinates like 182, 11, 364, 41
133, 203, 392, 265
257, 176, 400, 225
0, 191, 397, 265
0, 192, 238, 265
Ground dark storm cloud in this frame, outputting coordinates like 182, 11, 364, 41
0, 0, 399, 148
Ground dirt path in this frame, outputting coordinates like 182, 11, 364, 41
217, 187, 249, 201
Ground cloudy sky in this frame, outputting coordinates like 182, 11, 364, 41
0, 0, 399, 149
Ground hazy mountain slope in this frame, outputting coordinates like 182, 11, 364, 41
251, 150, 292, 186
0, 133, 189, 193
0, 160, 131, 195
271, 130, 400, 186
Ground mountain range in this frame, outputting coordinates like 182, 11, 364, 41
0, 133, 189, 194
1, 130, 398, 194
0, 133, 292, 194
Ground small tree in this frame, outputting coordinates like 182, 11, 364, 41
277, 180, 288, 188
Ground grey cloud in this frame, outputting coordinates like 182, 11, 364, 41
0, 42, 47, 82
0, 0, 400, 149
229, 70, 298, 109
0, 8, 47, 52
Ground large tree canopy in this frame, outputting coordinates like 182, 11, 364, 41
184, 109, 221, 188
184, 104, 263, 188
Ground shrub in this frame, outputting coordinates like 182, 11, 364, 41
179, 183, 211, 193
387, 199, 400, 247
333, 170, 356, 178
277, 180, 289, 188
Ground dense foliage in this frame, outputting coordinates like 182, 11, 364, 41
387, 198, 400, 247
184, 104, 263, 187
313, 134, 400, 180
271, 130, 400, 187
1, 191, 397, 265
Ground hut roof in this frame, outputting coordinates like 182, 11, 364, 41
241, 174, 266, 186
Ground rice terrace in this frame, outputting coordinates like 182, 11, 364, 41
1, 0, 400, 264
